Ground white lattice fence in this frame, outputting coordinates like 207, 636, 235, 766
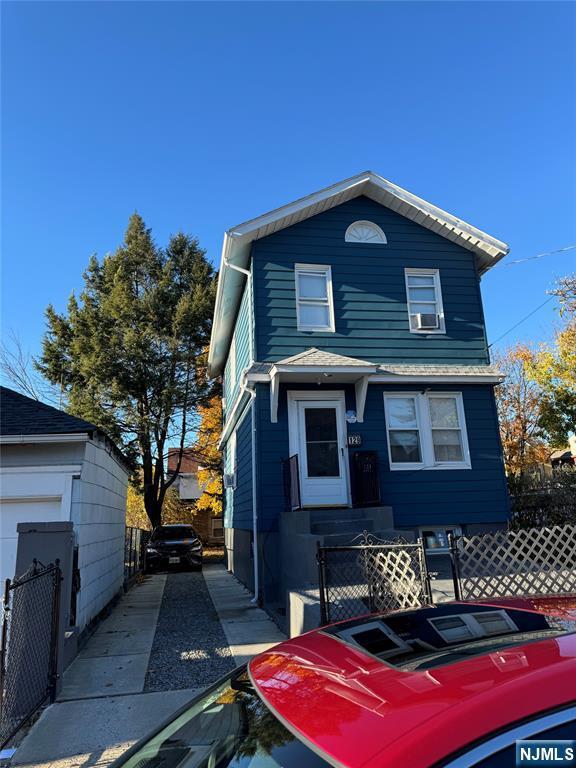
363, 546, 430, 612
318, 537, 432, 623
454, 524, 576, 600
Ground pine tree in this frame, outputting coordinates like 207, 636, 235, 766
37, 214, 217, 527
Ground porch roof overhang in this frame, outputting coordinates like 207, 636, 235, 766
208, 171, 509, 378
242, 356, 504, 425
265, 349, 378, 423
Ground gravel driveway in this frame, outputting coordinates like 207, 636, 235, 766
144, 572, 235, 691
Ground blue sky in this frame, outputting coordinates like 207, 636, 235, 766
2, 1, 575, 367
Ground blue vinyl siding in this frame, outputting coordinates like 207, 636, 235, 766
254, 382, 508, 531
223, 404, 253, 531
223, 280, 252, 421
355, 383, 509, 527
252, 196, 489, 365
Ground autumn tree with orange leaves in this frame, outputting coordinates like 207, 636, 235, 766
194, 395, 223, 516
493, 344, 549, 476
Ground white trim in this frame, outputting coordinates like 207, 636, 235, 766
0, 495, 63, 503
294, 264, 335, 333
246, 370, 503, 385
354, 376, 370, 423
344, 220, 387, 244
0, 433, 90, 444
270, 372, 280, 424
272, 364, 378, 375
0, 464, 82, 474
371, 374, 503, 384
404, 268, 446, 335
383, 392, 471, 471
383, 392, 425, 470
287, 390, 351, 506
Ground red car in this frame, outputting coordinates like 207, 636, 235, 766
114, 598, 576, 768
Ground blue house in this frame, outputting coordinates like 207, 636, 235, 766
208, 172, 510, 606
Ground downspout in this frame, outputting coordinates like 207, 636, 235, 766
226, 255, 259, 603
239, 377, 259, 604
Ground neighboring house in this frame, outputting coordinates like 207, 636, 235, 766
208, 171, 511, 605
0, 387, 129, 632
167, 447, 224, 544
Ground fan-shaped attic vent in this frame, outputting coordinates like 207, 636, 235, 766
345, 220, 387, 244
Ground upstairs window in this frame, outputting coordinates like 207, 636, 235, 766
295, 264, 335, 332
383, 392, 470, 470
405, 268, 445, 333
345, 220, 387, 244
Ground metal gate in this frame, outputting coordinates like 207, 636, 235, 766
449, 524, 576, 601
0, 561, 62, 749
317, 535, 432, 624
124, 527, 149, 587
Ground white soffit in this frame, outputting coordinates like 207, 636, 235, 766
208, 171, 509, 376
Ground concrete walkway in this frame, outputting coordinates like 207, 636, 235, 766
11, 576, 199, 768
11, 567, 286, 768
203, 565, 286, 665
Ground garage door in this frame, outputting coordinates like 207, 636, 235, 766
0, 498, 62, 585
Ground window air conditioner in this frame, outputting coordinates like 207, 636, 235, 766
416, 313, 440, 330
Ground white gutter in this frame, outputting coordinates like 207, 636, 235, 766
0, 433, 90, 444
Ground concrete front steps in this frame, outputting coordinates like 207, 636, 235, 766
280, 504, 407, 595
280, 504, 410, 637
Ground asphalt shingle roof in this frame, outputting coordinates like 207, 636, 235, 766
0, 386, 99, 437
275, 348, 377, 367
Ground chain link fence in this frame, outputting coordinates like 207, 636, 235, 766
0, 560, 62, 749
450, 524, 576, 601
317, 533, 432, 624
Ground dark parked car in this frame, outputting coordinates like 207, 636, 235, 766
145, 524, 203, 572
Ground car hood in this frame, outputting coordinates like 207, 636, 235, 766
249, 604, 576, 768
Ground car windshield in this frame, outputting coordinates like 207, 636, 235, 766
325, 603, 576, 671
117, 669, 328, 768
152, 526, 197, 541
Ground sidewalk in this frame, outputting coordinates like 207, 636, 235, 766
10, 566, 286, 768
203, 565, 286, 665
11, 576, 199, 768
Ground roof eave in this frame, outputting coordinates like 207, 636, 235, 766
208, 171, 509, 376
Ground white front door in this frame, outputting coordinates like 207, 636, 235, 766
289, 394, 349, 507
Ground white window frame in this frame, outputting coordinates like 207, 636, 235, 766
383, 392, 471, 471
295, 264, 335, 332
404, 268, 445, 334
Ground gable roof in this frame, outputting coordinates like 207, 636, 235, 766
0, 386, 99, 437
208, 171, 509, 376
275, 348, 376, 368
0, 386, 131, 469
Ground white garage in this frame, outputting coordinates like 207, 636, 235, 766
0, 387, 129, 632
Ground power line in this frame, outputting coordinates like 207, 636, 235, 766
488, 296, 555, 348
494, 244, 576, 268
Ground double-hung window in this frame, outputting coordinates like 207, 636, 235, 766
383, 392, 470, 470
405, 268, 445, 333
295, 264, 335, 332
